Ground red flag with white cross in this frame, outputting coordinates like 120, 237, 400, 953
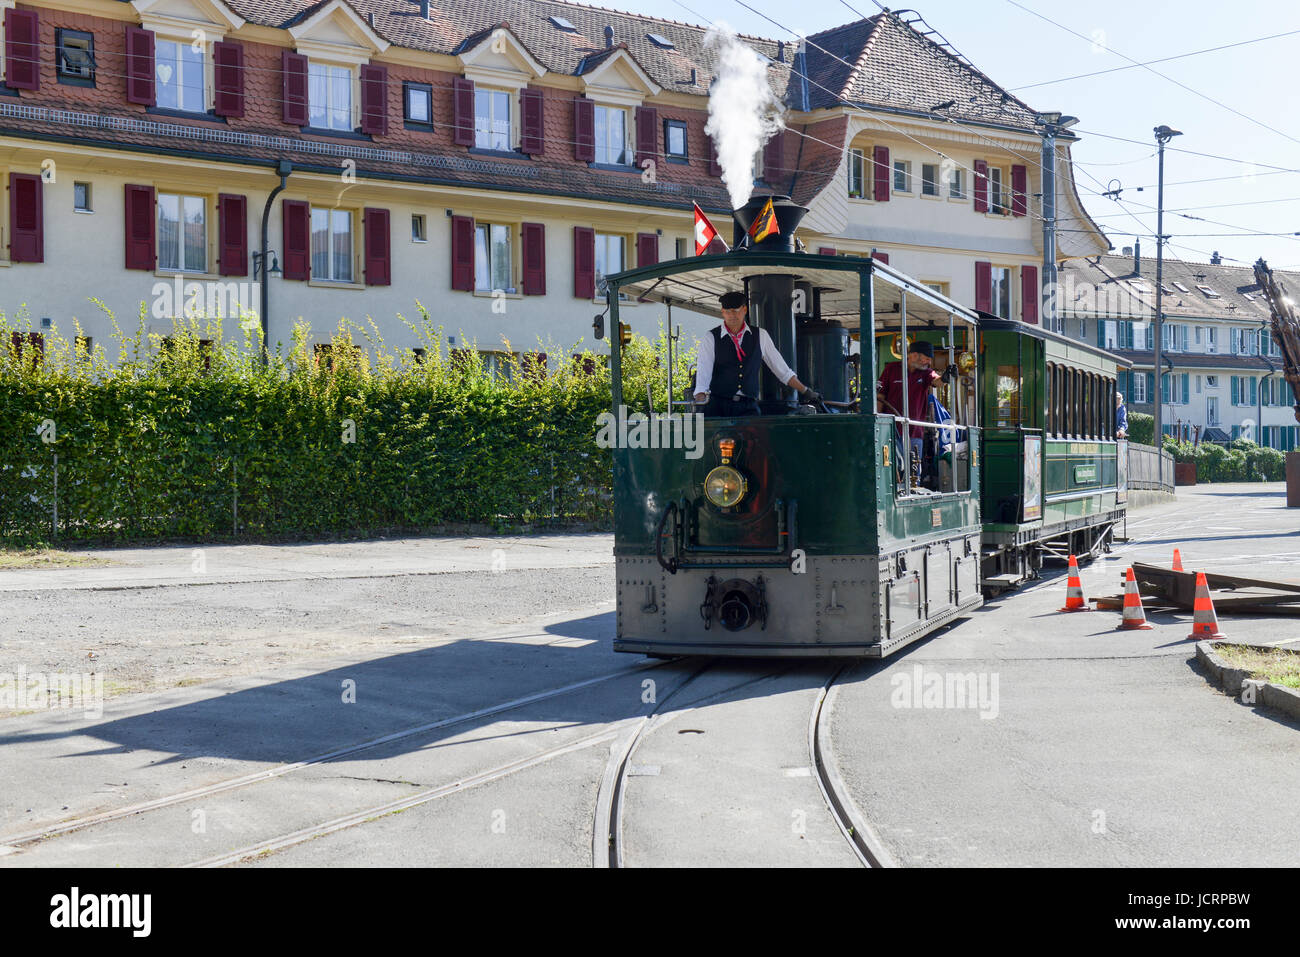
694, 203, 727, 255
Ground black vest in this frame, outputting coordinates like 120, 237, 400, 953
709, 324, 762, 399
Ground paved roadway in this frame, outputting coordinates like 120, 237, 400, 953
0, 484, 1296, 867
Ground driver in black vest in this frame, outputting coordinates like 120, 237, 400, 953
692, 291, 818, 416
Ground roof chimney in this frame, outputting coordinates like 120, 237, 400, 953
604, 25, 614, 48
1133, 237, 1141, 274
1121, 246, 1133, 257
1211, 250, 1222, 265
777, 40, 785, 62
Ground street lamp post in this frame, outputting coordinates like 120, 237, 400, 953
1153, 125, 1182, 479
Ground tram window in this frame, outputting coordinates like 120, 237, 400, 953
1084, 374, 1093, 439
1071, 369, 1081, 438
1057, 366, 1066, 438
1045, 362, 1055, 436
995, 366, 1020, 428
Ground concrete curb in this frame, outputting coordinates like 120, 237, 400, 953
1196, 640, 1300, 723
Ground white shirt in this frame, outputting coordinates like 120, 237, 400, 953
694, 324, 798, 397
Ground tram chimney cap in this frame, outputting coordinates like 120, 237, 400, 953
719, 291, 747, 309
909, 340, 934, 358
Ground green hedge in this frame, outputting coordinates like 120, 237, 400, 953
1127, 412, 1154, 446
1162, 437, 1286, 482
1, 304, 692, 546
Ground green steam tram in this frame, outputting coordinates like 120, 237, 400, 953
604, 196, 1126, 658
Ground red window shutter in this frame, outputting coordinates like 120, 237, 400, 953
818, 246, 836, 256
281, 51, 309, 126
360, 63, 388, 135
213, 41, 245, 117
363, 207, 391, 285
450, 214, 474, 291
573, 97, 595, 162
973, 160, 989, 213
8, 173, 43, 263
123, 184, 155, 270
1011, 164, 1027, 217
452, 77, 475, 147
217, 193, 248, 277
4, 9, 39, 91
873, 252, 889, 265
975, 261, 992, 313
521, 222, 546, 295
281, 199, 310, 280
520, 87, 544, 156
636, 232, 658, 268
708, 137, 722, 177
1021, 265, 1039, 324
125, 27, 155, 106
871, 146, 890, 202
573, 226, 595, 299
763, 131, 784, 182
634, 106, 657, 167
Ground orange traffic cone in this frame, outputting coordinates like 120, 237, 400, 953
1188, 572, 1227, 640
1060, 555, 1090, 611
1117, 567, 1154, 630
1172, 548, 1185, 572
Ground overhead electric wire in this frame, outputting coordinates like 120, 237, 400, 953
1009, 28, 1300, 91
1003, 0, 1300, 147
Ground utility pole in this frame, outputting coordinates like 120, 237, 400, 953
1035, 113, 1078, 333
1153, 125, 1182, 472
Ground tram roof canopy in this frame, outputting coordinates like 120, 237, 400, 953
607, 253, 979, 329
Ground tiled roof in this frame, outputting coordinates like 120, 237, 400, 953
803, 12, 1041, 131
1060, 254, 1300, 322
223, 0, 797, 99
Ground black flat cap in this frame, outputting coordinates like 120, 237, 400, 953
908, 340, 934, 358
719, 291, 747, 309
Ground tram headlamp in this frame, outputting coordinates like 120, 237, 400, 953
704, 465, 747, 508
958, 351, 975, 374
890, 333, 911, 359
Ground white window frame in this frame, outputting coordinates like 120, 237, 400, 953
989, 265, 1013, 319
73, 181, 93, 213
309, 61, 355, 132
988, 166, 1007, 215
473, 221, 515, 293
155, 37, 207, 114
920, 163, 940, 197
594, 232, 627, 299
310, 206, 356, 284
893, 160, 912, 194
1207, 396, 1219, 425
156, 191, 208, 274
848, 148, 866, 199
1132, 373, 1148, 404
948, 167, 965, 200
411, 213, 427, 243
474, 87, 513, 151
593, 104, 630, 166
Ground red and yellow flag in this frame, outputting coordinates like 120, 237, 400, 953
748, 196, 779, 243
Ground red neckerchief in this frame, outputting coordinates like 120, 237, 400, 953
725, 325, 747, 361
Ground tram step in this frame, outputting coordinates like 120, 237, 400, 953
982, 573, 1022, 587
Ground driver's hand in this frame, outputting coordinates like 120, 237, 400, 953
693, 392, 708, 403
802, 388, 822, 402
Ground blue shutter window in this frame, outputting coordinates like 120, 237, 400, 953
1231, 377, 1239, 406
1249, 377, 1257, 406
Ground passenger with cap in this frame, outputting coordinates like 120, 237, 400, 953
693, 290, 819, 417
877, 339, 948, 487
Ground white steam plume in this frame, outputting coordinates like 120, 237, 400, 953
704, 23, 786, 211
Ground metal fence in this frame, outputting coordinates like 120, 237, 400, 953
1128, 442, 1175, 492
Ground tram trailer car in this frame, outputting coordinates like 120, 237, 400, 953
977, 319, 1129, 592
604, 195, 1126, 659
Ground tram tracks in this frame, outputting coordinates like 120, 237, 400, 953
2, 659, 670, 853
602, 660, 893, 869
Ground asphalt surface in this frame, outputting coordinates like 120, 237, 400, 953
0, 484, 1296, 867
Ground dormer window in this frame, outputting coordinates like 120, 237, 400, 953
309, 62, 353, 131
475, 89, 512, 150
548, 16, 577, 31
57, 29, 96, 85
155, 38, 205, 113
594, 105, 630, 165
647, 33, 674, 49
1196, 284, 1220, 298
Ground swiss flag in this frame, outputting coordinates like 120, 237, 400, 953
694, 203, 727, 255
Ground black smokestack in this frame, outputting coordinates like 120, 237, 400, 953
731, 194, 808, 253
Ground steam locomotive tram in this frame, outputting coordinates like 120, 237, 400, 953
604, 196, 1125, 658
